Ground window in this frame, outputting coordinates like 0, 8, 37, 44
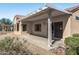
76, 16, 79, 20
35, 24, 41, 32
22, 24, 27, 31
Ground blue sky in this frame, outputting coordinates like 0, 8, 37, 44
0, 3, 79, 21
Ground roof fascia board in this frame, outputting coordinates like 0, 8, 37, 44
21, 7, 48, 21
48, 6, 72, 14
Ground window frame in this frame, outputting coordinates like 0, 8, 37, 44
34, 24, 41, 32
76, 16, 79, 20
22, 24, 27, 31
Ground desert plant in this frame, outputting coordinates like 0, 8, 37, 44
0, 36, 32, 55
0, 36, 13, 51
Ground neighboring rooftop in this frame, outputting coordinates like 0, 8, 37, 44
65, 5, 79, 12
14, 15, 25, 20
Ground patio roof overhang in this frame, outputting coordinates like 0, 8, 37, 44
20, 6, 72, 22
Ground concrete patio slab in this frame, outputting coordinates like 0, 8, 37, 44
21, 34, 49, 50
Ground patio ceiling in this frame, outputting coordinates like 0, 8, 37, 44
21, 6, 72, 22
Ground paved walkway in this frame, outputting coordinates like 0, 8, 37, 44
21, 34, 49, 50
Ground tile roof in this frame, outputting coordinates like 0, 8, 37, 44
14, 15, 25, 20
65, 5, 79, 12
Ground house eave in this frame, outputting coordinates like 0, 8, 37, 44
20, 6, 72, 21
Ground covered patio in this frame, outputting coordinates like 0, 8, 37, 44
14, 6, 71, 48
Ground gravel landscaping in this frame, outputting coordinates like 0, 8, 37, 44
0, 33, 65, 55
0, 34, 33, 55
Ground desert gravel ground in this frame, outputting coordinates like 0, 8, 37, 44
0, 32, 64, 55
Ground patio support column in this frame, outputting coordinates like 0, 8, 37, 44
19, 21, 22, 34
48, 13, 52, 48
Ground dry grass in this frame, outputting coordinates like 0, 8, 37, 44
0, 33, 65, 55
0, 35, 54, 55
0, 36, 33, 55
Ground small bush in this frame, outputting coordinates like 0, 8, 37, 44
72, 34, 79, 37
65, 34, 79, 55
65, 47, 77, 55
0, 36, 32, 55
0, 37, 14, 51
65, 37, 79, 47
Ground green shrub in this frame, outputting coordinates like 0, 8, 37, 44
65, 47, 77, 55
72, 34, 79, 37
65, 37, 79, 47
65, 34, 79, 55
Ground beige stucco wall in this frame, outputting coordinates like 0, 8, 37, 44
22, 19, 48, 37
31, 19, 48, 37
70, 10, 79, 34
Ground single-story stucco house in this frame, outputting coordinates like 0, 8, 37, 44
13, 5, 79, 48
